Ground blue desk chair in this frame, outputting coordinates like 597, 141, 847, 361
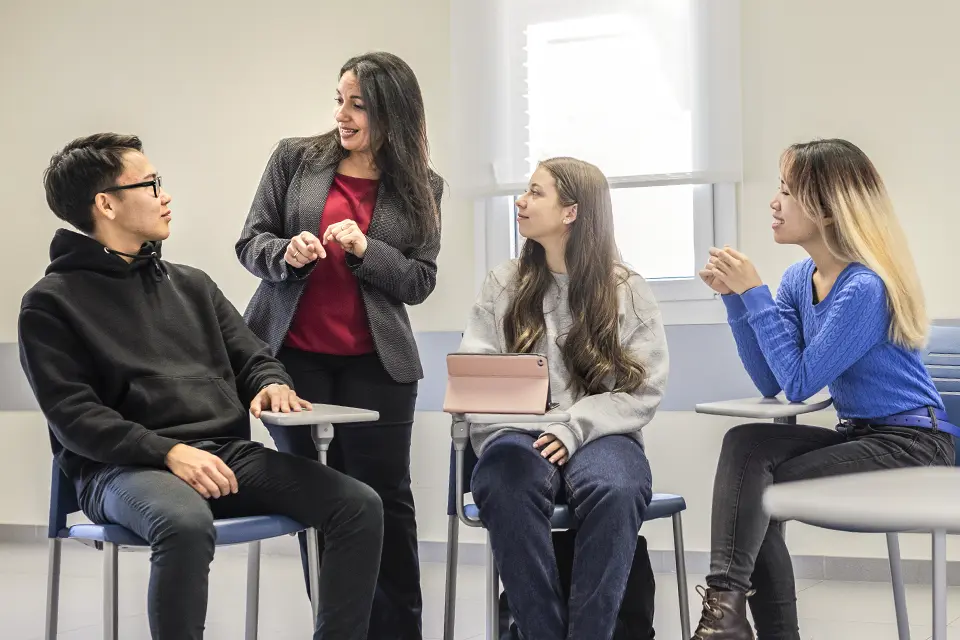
696, 323, 960, 640
44, 462, 316, 640
442, 414, 692, 640
41, 405, 374, 640
922, 325, 960, 469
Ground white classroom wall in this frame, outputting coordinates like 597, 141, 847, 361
2, 0, 960, 564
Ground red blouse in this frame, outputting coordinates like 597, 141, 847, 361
284, 173, 378, 355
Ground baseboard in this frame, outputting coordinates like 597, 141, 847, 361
4, 524, 958, 587
644, 549, 960, 587
0, 524, 45, 544
424, 543, 960, 587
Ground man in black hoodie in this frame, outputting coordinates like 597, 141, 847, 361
19, 133, 383, 640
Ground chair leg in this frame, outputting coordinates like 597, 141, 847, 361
486, 537, 500, 640
886, 532, 911, 640
306, 528, 322, 629
672, 513, 691, 640
103, 542, 119, 640
443, 515, 460, 640
933, 529, 947, 640
245, 541, 262, 640
45, 538, 62, 640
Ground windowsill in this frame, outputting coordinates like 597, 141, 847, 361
659, 297, 728, 326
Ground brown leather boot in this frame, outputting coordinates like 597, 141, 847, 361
691, 586, 754, 639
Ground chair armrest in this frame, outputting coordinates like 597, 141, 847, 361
448, 413, 572, 529
695, 393, 833, 420
449, 413, 571, 448
259, 404, 379, 426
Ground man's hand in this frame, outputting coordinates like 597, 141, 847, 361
165, 444, 239, 499
285, 231, 326, 268
534, 433, 569, 466
250, 383, 313, 418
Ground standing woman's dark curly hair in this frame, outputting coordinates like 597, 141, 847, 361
308, 51, 440, 244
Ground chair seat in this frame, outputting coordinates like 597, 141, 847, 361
61, 515, 305, 547
463, 492, 686, 528
646, 493, 687, 520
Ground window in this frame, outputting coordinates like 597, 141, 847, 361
452, 0, 742, 308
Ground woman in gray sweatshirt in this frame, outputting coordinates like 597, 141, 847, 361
459, 157, 669, 640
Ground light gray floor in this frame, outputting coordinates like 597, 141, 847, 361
3, 539, 960, 639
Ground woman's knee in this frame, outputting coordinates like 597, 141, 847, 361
471, 433, 553, 508
565, 438, 651, 514
569, 470, 649, 519
721, 423, 774, 459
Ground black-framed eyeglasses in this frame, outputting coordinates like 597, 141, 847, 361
96, 175, 163, 201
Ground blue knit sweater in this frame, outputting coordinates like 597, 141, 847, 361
722, 259, 942, 419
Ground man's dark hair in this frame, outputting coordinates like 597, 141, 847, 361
43, 133, 143, 233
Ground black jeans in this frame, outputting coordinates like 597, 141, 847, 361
79, 439, 383, 640
272, 348, 421, 640
707, 421, 955, 639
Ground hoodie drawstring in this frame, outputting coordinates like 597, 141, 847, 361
103, 247, 169, 281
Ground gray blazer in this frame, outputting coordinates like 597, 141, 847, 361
236, 137, 443, 384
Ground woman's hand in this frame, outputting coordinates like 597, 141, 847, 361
708, 247, 763, 295
323, 219, 368, 258
285, 231, 326, 268
699, 261, 733, 295
534, 433, 568, 466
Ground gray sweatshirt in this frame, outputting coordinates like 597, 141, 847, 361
459, 259, 669, 458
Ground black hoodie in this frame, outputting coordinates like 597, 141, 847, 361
18, 229, 292, 485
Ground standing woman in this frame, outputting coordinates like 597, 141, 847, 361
236, 51, 443, 640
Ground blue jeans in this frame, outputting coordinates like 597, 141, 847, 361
472, 432, 653, 640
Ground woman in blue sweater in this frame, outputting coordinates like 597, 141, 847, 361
692, 139, 955, 640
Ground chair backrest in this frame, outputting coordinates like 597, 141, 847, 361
446, 443, 481, 516
48, 461, 81, 538
922, 324, 960, 466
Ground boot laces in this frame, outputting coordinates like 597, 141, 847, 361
692, 585, 724, 638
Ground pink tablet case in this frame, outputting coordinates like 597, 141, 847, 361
443, 353, 550, 415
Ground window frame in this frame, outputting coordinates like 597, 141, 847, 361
475, 180, 737, 322
469, 0, 740, 322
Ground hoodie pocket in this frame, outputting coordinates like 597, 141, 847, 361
117, 375, 245, 430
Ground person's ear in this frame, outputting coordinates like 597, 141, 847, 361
563, 203, 578, 225
93, 193, 117, 222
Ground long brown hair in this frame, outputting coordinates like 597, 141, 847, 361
308, 52, 440, 245
504, 157, 646, 398
781, 139, 927, 348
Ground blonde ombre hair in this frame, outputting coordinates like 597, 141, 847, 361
781, 139, 927, 349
